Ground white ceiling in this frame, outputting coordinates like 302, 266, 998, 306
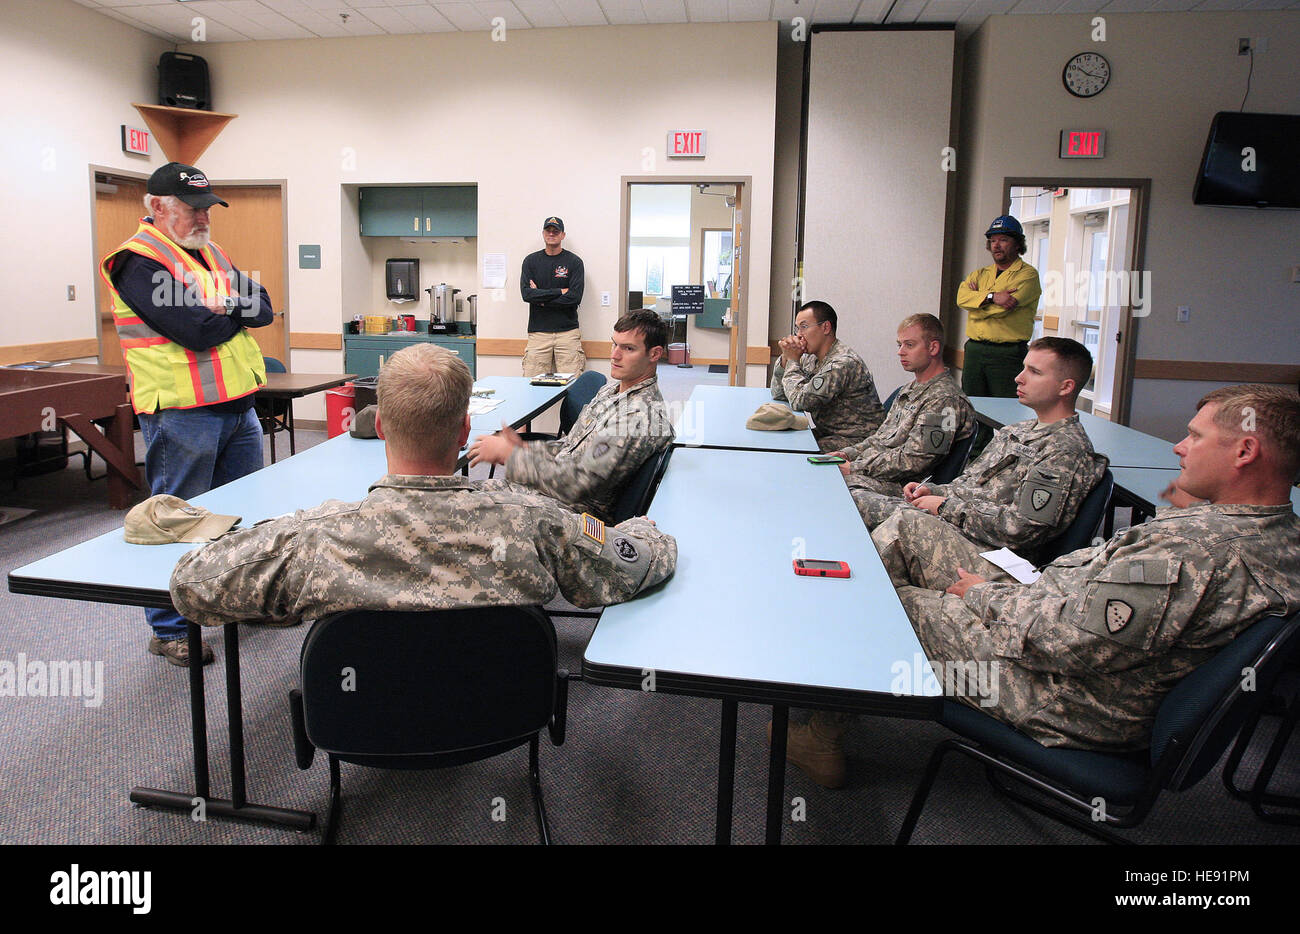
70, 0, 1300, 42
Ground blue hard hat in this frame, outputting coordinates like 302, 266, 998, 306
985, 215, 1023, 238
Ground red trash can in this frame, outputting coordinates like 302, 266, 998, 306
325, 382, 355, 438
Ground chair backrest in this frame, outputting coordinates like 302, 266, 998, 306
1153, 611, 1300, 791
881, 385, 903, 416
298, 606, 557, 764
1037, 468, 1114, 564
263, 356, 287, 373
610, 443, 673, 525
559, 371, 607, 435
930, 427, 981, 485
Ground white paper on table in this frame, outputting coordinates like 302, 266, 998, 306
979, 547, 1041, 584
468, 397, 503, 415
483, 253, 508, 289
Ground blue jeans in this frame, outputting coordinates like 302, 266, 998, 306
138, 405, 264, 639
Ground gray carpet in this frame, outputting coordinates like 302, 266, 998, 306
1, 379, 1297, 845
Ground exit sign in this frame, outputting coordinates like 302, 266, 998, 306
1059, 129, 1105, 159
121, 125, 151, 156
667, 129, 707, 159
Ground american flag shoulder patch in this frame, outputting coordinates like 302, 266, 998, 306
581, 513, 606, 544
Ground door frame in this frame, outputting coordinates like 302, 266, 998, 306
1003, 177, 1151, 425
619, 175, 752, 385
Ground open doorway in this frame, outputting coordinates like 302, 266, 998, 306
619, 177, 749, 387
1004, 178, 1150, 424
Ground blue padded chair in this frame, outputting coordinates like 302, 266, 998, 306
895, 611, 1300, 845
929, 426, 982, 485
1036, 468, 1115, 564
881, 385, 903, 416
255, 356, 292, 463
489, 370, 607, 478
289, 606, 569, 845
610, 444, 674, 525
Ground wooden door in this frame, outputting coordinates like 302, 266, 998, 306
93, 178, 288, 367
93, 174, 148, 366
211, 184, 288, 365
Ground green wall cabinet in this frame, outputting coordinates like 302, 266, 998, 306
359, 186, 477, 237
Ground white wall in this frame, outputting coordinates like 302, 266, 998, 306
956, 12, 1300, 441
0, 0, 171, 348
175, 22, 777, 405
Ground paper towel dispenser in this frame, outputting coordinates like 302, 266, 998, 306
386, 258, 419, 302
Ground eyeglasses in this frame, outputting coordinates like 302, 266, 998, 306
795, 321, 819, 332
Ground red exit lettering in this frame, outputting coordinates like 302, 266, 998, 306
674, 132, 700, 154
1069, 131, 1097, 156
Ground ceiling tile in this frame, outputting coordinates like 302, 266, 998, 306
640, 0, 689, 22
685, 0, 728, 20
728, 0, 772, 19
599, 0, 648, 24
515, 0, 571, 26
555, 0, 609, 23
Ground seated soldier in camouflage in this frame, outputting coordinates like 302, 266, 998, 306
827, 313, 975, 496
170, 344, 676, 625
861, 337, 1108, 577
771, 300, 883, 452
777, 384, 1300, 786
468, 309, 673, 522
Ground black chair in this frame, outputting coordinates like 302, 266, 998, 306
881, 385, 902, 416
896, 611, 1300, 845
1037, 468, 1114, 564
929, 425, 982, 485
1222, 659, 1300, 824
488, 370, 607, 478
610, 444, 674, 525
289, 605, 569, 844
255, 356, 292, 463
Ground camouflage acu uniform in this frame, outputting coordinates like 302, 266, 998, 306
840, 369, 975, 499
771, 339, 883, 452
896, 503, 1300, 750
856, 415, 1108, 567
170, 474, 677, 626
505, 374, 673, 521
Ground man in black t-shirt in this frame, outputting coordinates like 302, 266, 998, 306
520, 216, 585, 376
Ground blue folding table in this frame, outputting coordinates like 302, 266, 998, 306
585, 446, 941, 844
8, 376, 568, 831
672, 384, 820, 453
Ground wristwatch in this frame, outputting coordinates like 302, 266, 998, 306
221, 296, 237, 315
984, 291, 994, 305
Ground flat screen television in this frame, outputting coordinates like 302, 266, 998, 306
1192, 111, 1300, 209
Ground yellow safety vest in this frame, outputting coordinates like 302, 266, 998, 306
100, 219, 266, 414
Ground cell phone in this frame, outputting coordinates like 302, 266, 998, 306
793, 559, 851, 579
807, 454, 846, 464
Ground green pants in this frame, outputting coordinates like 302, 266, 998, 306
962, 339, 1028, 398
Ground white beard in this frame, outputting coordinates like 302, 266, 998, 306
175, 230, 211, 249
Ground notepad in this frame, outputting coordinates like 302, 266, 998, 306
979, 547, 1041, 585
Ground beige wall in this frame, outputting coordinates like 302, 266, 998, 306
175, 22, 777, 405
0, 0, 171, 349
955, 12, 1300, 441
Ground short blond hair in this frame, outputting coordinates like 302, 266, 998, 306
377, 344, 472, 458
897, 313, 944, 348
1198, 384, 1300, 481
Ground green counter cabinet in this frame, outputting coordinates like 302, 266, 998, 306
344, 329, 476, 378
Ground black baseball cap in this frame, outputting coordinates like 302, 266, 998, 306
543, 216, 564, 231
148, 162, 228, 209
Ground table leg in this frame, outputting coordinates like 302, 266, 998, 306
766, 704, 789, 845
287, 400, 296, 456
715, 699, 737, 845
128, 621, 315, 831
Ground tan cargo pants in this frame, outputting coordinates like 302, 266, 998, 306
522, 328, 586, 377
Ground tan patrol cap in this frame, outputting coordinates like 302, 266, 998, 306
124, 494, 242, 545
746, 402, 810, 432
350, 404, 379, 439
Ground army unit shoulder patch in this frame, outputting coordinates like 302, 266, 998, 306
1105, 599, 1133, 633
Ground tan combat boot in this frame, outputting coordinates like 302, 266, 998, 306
769, 712, 849, 789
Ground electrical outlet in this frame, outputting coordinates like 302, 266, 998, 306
1176, 305, 1190, 323
67, 285, 75, 301
600, 291, 610, 307
1238, 37, 1252, 55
